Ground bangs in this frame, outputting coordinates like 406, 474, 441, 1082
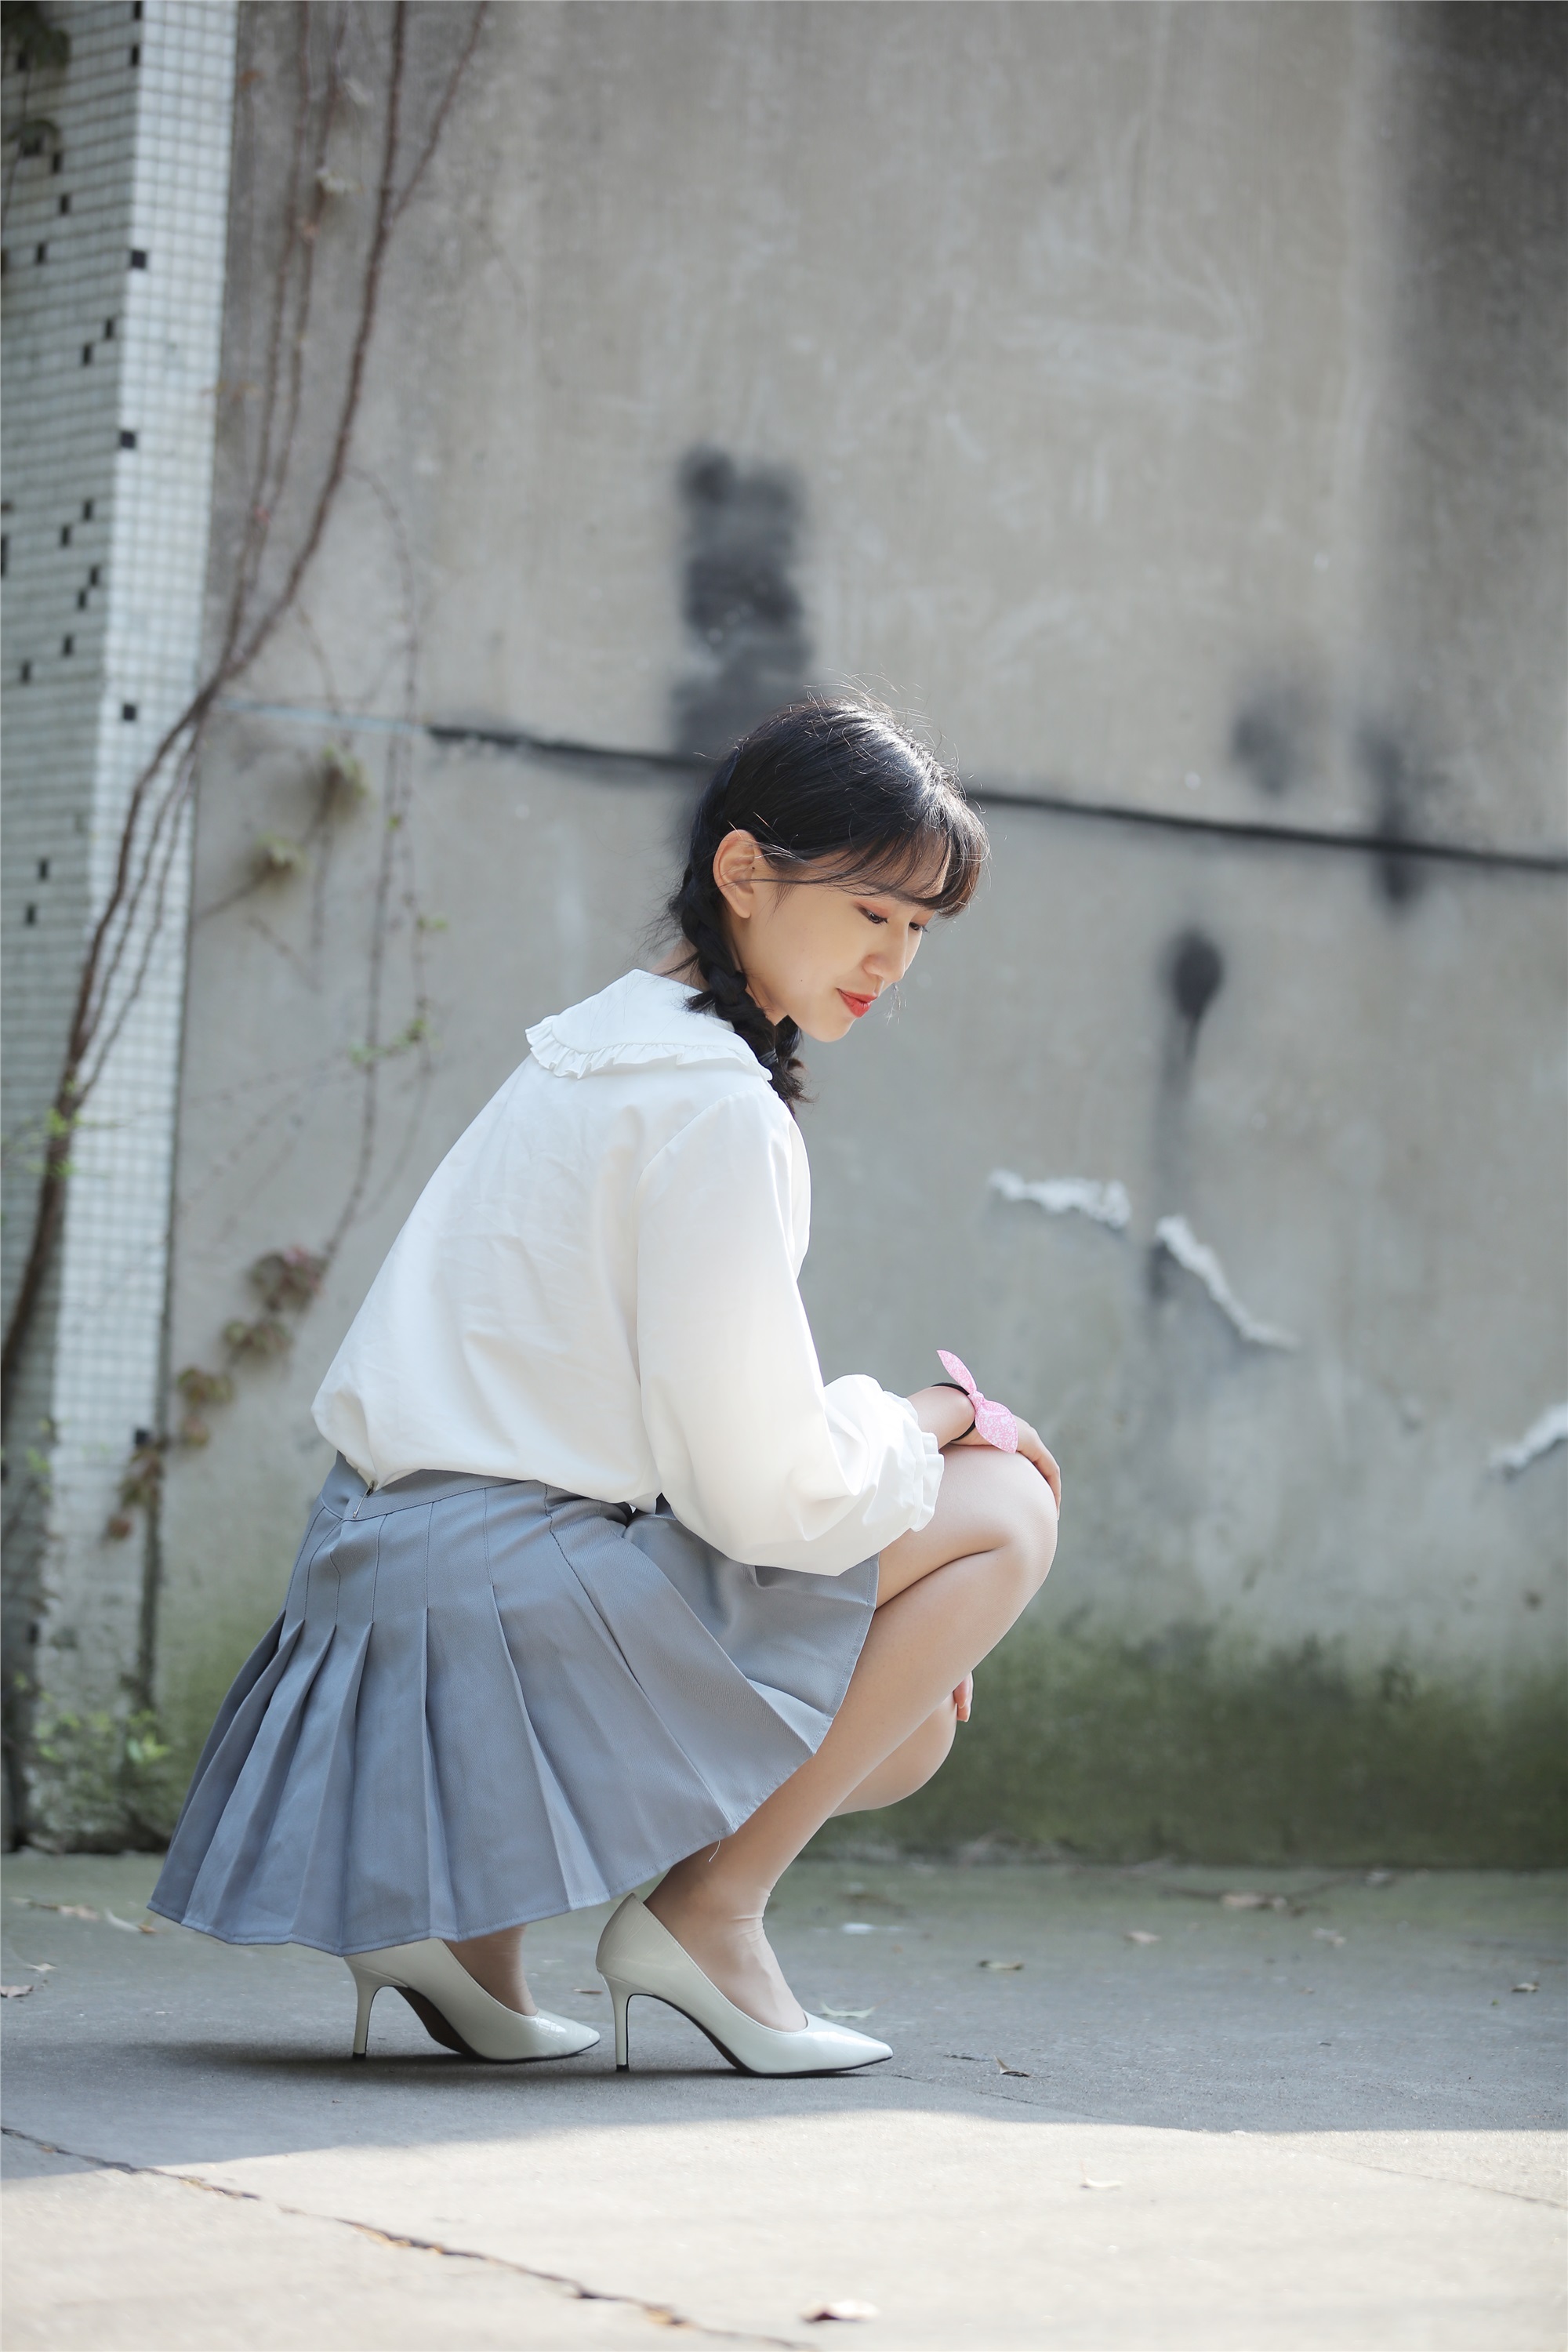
768, 797, 986, 918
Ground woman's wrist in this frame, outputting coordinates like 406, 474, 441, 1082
908, 1384, 977, 1449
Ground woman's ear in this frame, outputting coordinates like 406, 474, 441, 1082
711, 828, 764, 921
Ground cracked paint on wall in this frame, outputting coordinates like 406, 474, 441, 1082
1489, 1402, 1568, 1477
1154, 1215, 1300, 1351
989, 1169, 1132, 1230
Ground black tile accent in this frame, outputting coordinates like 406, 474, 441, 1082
82, 500, 94, 521
61, 635, 73, 656
60, 524, 71, 546
24, 906, 38, 926
20, 662, 32, 684
34, 242, 47, 263
58, 193, 70, 216
129, 249, 147, 270
121, 702, 137, 721
82, 343, 93, 365
119, 429, 136, 449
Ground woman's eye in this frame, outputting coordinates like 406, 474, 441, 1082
858, 906, 888, 927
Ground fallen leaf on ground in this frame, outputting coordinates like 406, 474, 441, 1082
840, 1922, 876, 1936
25, 1963, 54, 1974
1512, 1981, 1540, 1994
105, 1911, 158, 1934
945, 2052, 985, 2062
1312, 1929, 1346, 1946
978, 1958, 1024, 1971
1221, 1893, 1269, 1911
1080, 2172, 1122, 2191
995, 2056, 1032, 2077
821, 2006, 876, 2020
1124, 1929, 1160, 1945
20, 1901, 98, 1920
0, 1984, 34, 1998
571, 1987, 604, 1996
803, 2299, 879, 2323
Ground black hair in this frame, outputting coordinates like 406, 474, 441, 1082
666, 698, 987, 1109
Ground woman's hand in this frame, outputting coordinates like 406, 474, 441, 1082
951, 1414, 1062, 1513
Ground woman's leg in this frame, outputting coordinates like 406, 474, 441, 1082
445, 1922, 536, 2013
829, 1694, 960, 1817
645, 1447, 1058, 2027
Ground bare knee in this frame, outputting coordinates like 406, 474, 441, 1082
975, 1451, 1058, 1599
831, 1700, 957, 1817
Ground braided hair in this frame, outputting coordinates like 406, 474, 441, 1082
666, 699, 986, 1110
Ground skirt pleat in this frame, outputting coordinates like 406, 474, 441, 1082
151, 1457, 878, 1955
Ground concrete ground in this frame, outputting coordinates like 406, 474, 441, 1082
2, 1853, 1563, 2351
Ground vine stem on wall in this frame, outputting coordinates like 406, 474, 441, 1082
0, 0, 488, 1425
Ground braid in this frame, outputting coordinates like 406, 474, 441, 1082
671, 761, 807, 1110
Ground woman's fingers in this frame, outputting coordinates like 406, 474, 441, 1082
1014, 1421, 1062, 1511
953, 1674, 973, 1722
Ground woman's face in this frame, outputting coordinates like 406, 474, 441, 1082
711, 830, 943, 1043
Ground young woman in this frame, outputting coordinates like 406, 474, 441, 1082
151, 699, 1060, 2077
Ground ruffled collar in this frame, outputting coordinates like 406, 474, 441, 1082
526, 970, 763, 1080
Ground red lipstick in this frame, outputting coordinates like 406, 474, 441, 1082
838, 989, 876, 1018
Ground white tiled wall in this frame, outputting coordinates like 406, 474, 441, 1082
2, 2, 235, 1727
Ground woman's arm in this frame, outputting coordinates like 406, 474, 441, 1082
635, 1091, 942, 1574
908, 1385, 978, 1450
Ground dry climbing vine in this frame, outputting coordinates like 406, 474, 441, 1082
2, 5, 485, 1839
2, 3, 485, 1424
1, 2, 485, 1439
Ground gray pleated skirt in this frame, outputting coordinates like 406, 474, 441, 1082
150, 1456, 878, 1957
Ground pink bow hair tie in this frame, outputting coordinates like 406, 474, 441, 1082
937, 1351, 1018, 1453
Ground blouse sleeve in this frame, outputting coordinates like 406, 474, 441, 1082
633, 1088, 942, 1573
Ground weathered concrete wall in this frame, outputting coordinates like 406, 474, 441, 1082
147, 2, 1566, 1860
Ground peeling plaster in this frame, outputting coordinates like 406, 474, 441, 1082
990, 1168, 1132, 1229
1489, 1401, 1568, 1478
1154, 1215, 1300, 1350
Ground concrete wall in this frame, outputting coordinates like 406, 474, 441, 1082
93, 1, 1568, 1859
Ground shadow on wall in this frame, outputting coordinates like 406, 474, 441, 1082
673, 446, 811, 760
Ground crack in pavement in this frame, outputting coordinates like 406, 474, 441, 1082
0, 2124, 810, 2348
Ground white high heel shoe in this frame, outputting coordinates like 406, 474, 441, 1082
595, 1894, 892, 2076
345, 1939, 600, 2063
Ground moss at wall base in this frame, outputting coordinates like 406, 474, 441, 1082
32, 1617, 1568, 1867
814, 1624, 1568, 1870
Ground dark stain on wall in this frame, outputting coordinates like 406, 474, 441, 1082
1357, 723, 1427, 908
1230, 685, 1313, 798
1147, 924, 1228, 1309
1166, 927, 1225, 1051
673, 448, 811, 759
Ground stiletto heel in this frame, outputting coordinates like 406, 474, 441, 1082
606, 1977, 632, 2070
350, 1964, 382, 2059
342, 1940, 600, 2063
595, 1896, 891, 2077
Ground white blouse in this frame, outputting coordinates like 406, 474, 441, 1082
312, 970, 942, 1575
